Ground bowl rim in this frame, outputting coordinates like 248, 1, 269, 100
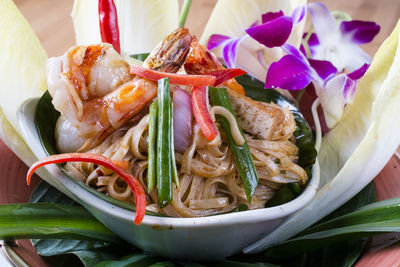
18, 97, 320, 228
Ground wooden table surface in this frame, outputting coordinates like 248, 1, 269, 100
3, 0, 400, 266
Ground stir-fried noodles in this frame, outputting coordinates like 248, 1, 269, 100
64, 100, 307, 217
47, 28, 308, 217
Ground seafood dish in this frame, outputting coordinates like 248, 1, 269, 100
36, 27, 312, 223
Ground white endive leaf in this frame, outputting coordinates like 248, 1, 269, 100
0, 108, 37, 166
72, 0, 179, 56
244, 19, 400, 253
71, 0, 102, 45
200, 0, 306, 81
0, 0, 47, 165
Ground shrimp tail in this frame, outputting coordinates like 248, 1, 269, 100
144, 27, 193, 73
184, 38, 222, 74
184, 39, 245, 95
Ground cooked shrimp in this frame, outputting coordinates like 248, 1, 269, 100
184, 39, 245, 95
47, 43, 133, 127
47, 28, 192, 152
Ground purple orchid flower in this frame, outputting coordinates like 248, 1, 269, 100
300, 32, 319, 58
245, 7, 304, 48
207, 6, 306, 68
307, 2, 380, 72
315, 64, 368, 127
266, 44, 368, 128
207, 34, 244, 69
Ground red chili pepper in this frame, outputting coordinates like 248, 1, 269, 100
99, 0, 121, 54
130, 65, 216, 87
191, 86, 218, 141
207, 68, 247, 86
26, 153, 146, 225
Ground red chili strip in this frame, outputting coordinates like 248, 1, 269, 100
26, 153, 146, 225
207, 68, 247, 86
99, 0, 121, 53
191, 86, 218, 141
130, 65, 216, 87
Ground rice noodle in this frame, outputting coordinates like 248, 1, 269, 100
65, 100, 308, 217
210, 106, 245, 145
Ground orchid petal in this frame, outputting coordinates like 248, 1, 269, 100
237, 36, 285, 82
308, 33, 320, 47
336, 42, 372, 72
282, 43, 306, 61
309, 59, 337, 82
246, 16, 293, 48
207, 34, 230, 50
307, 3, 377, 72
222, 37, 244, 68
299, 44, 307, 57
314, 75, 347, 128
301, 32, 320, 57
308, 2, 338, 44
313, 41, 371, 72
291, 5, 306, 25
265, 55, 314, 90
307, 33, 320, 57
342, 77, 357, 103
340, 20, 380, 44
348, 63, 369, 80
261, 10, 284, 23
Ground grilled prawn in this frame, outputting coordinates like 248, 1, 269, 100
47, 28, 192, 152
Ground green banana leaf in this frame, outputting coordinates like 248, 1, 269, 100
26, 181, 378, 266
0, 203, 119, 243
30, 181, 132, 266
264, 192, 400, 259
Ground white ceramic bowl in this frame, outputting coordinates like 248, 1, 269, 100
17, 97, 320, 261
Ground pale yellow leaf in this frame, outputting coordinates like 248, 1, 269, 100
0, 0, 47, 164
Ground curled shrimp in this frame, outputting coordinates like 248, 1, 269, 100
47, 28, 192, 152
184, 39, 245, 95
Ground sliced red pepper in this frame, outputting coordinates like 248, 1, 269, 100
207, 68, 247, 86
191, 86, 218, 141
130, 65, 216, 87
26, 153, 146, 225
99, 0, 121, 54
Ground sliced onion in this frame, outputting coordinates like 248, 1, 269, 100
173, 87, 192, 153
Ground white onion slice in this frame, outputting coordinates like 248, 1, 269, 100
173, 87, 192, 153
